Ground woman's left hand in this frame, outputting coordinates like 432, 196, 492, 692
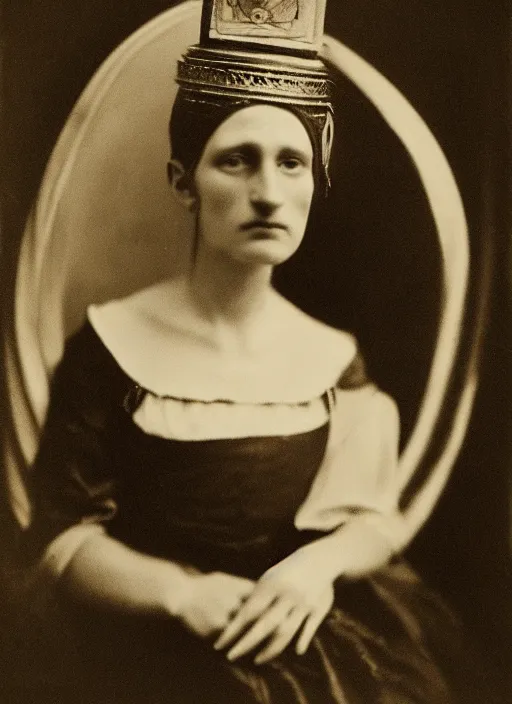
213, 545, 335, 664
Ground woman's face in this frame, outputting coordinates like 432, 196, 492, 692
192, 105, 315, 267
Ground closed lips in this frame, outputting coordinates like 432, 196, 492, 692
241, 221, 287, 230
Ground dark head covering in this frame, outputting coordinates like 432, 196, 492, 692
169, 1, 334, 194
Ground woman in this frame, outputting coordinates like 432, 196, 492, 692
20, 7, 486, 704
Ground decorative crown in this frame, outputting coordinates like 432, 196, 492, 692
176, 0, 332, 108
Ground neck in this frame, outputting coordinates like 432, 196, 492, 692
188, 246, 274, 330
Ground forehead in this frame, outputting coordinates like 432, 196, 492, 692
203, 105, 313, 154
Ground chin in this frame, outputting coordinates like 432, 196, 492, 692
235, 239, 300, 266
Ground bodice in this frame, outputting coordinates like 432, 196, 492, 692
109, 418, 330, 578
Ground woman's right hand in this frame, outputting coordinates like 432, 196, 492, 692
172, 571, 255, 639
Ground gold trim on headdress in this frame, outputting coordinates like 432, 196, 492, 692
177, 47, 331, 107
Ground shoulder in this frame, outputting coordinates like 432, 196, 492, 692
85, 280, 204, 398
331, 382, 400, 440
275, 299, 400, 423
275, 294, 358, 384
276, 293, 355, 346
58, 319, 115, 377
87, 279, 188, 362
47, 319, 131, 414
88, 279, 184, 333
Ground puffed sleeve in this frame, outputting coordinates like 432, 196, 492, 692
23, 322, 129, 579
295, 353, 407, 553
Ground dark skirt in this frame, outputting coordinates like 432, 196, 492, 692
9, 560, 491, 704
15, 355, 495, 703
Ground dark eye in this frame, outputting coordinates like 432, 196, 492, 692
279, 157, 306, 172
217, 153, 248, 171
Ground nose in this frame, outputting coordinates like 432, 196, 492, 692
249, 161, 283, 214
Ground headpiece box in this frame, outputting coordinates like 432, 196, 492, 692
202, 0, 327, 53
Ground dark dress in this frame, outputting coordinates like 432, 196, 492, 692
19, 323, 485, 704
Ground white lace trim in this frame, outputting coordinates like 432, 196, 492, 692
132, 393, 330, 440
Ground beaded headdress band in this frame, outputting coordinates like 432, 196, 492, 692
174, 0, 334, 187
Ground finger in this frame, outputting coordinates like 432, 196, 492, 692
296, 606, 328, 655
225, 594, 249, 623
235, 579, 256, 601
225, 598, 295, 661
214, 587, 275, 650
254, 607, 308, 665
222, 580, 254, 616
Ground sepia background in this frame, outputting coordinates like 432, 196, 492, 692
1, 0, 510, 695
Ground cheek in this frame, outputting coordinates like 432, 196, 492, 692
291, 178, 315, 217
196, 175, 241, 220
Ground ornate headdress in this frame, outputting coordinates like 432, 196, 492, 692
171, 0, 334, 191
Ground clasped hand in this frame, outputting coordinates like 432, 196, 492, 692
177, 547, 335, 665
